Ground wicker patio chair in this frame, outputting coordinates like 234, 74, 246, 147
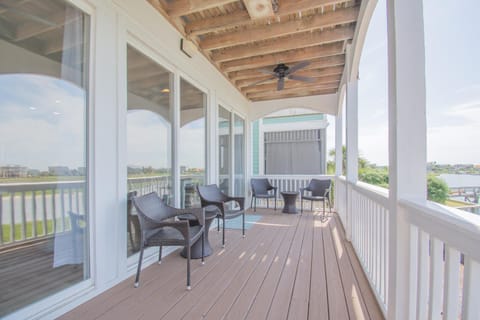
250, 178, 277, 212
300, 179, 332, 214
132, 192, 205, 290
196, 184, 245, 248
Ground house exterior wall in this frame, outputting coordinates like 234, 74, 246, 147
1, 0, 250, 319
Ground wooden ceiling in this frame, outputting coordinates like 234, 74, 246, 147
148, 0, 361, 102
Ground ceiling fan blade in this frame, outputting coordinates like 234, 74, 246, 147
288, 75, 315, 83
277, 77, 285, 91
247, 76, 276, 87
258, 68, 277, 76
287, 61, 310, 74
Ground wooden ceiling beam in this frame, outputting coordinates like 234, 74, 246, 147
167, 0, 238, 17
185, 0, 349, 36
15, 11, 79, 42
237, 73, 342, 88
228, 54, 345, 80
276, 0, 347, 15
185, 10, 250, 35
211, 25, 354, 62
248, 87, 337, 101
201, 6, 359, 50
248, 88, 337, 99
221, 41, 344, 72
243, 80, 339, 94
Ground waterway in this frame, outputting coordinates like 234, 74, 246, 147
438, 173, 480, 215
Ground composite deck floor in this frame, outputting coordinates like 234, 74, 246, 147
61, 209, 384, 320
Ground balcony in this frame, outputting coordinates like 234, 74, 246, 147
59, 209, 383, 320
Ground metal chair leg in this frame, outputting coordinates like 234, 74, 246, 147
242, 213, 245, 238
217, 216, 220, 231
201, 232, 205, 265
222, 216, 226, 248
134, 245, 144, 288
187, 241, 191, 290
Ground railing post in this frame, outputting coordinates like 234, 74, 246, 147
345, 43, 358, 242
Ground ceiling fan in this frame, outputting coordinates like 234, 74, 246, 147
249, 61, 315, 91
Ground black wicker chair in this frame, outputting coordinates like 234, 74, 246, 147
132, 192, 205, 290
300, 179, 332, 214
250, 178, 277, 212
197, 184, 245, 248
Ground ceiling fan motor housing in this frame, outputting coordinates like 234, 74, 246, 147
273, 64, 289, 77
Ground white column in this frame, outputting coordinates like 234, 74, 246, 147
387, 0, 427, 319
206, 91, 217, 185
345, 44, 358, 242
258, 118, 265, 175
335, 112, 343, 176
346, 81, 358, 182
91, 3, 121, 288
172, 73, 181, 207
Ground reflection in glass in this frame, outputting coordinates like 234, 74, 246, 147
218, 106, 231, 195
126, 45, 172, 256
0, 1, 89, 316
234, 115, 245, 196
180, 79, 206, 208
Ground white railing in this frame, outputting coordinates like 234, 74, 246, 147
350, 181, 390, 314
401, 199, 480, 320
250, 174, 333, 208
0, 181, 86, 245
335, 176, 347, 225
338, 179, 480, 319
0, 175, 203, 246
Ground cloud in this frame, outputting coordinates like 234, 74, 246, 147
0, 74, 87, 170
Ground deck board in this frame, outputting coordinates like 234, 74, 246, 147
60, 209, 384, 320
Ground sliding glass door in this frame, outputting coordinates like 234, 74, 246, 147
126, 45, 172, 256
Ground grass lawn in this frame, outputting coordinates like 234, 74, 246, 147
2, 220, 56, 243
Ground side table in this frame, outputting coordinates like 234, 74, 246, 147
178, 207, 218, 259
281, 191, 299, 214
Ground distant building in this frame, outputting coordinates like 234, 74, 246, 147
252, 111, 328, 175
48, 166, 71, 176
0, 165, 28, 178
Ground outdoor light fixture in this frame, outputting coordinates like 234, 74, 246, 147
180, 38, 196, 58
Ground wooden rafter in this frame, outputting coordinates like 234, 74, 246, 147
167, 0, 238, 17
237, 73, 342, 88
211, 26, 354, 62
15, 11, 79, 42
185, 0, 350, 36
248, 88, 337, 101
185, 10, 250, 35
200, 6, 359, 50
242, 79, 340, 94
221, 42, 344, 72
228, 54, 345, 80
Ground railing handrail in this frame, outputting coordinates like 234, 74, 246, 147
252, 174, 334, 179
400, 198, 480, 260
351, 181, 390, 208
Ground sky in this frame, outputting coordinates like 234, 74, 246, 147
0, 75, 86, 171
326, 0, 480, 166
